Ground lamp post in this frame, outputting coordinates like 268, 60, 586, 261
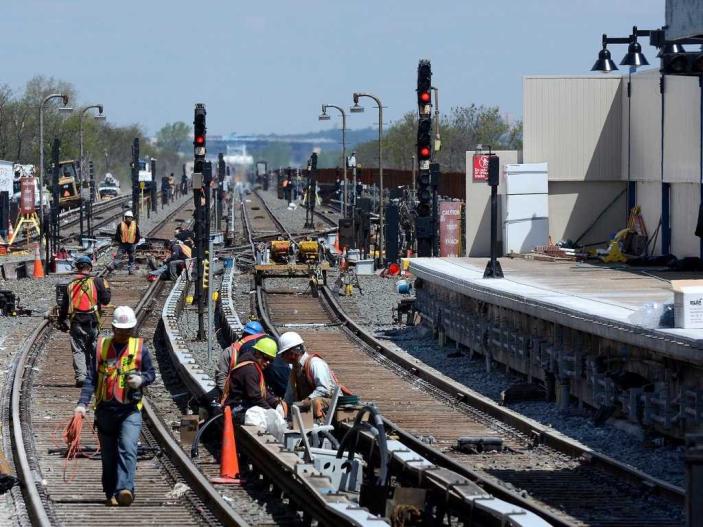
79, 105, 105, 182
79, 105, 105, 243
351, 92, 384, 266
319, 104, 347, 216
39, 93, 72, 233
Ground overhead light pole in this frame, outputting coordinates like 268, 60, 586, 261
78, 105, 105, 243
351, 92, 384, 267
319, 104, 347, 216
79, 105, 105, 183
39, 93, 72, 234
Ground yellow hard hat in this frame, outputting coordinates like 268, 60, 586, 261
253, 337, 278, 359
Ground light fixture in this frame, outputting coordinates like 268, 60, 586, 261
657, 42, 686, 58
350, 103, 364, 113
620, 40, 649, 66
591, 46, 619, 72
318, 112, 330, 121
58, 106, 74, 113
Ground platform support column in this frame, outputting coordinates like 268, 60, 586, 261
686, 434, 703, 527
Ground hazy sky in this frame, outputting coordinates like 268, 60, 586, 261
6, 0, 663, 136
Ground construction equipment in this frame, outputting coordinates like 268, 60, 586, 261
297, 239, 320, 264
270, 239, 291, 264
56, 161, 81, 210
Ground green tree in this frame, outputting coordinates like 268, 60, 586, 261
156, 121, 191, 153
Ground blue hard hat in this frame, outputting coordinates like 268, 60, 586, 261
243, 321, 263, 335
75, 255, 93, 268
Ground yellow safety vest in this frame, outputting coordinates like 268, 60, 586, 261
95, 337, 143, 410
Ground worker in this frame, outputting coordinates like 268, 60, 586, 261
73, 306, 155, 506
278, 331, 345, 421
58, 255, 111, 387
109, 211, 141, 275
223, 336, 282, 423
164, 238, 193, 280
215, 321, 266, 400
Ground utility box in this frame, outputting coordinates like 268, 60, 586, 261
672, 280, 703, 329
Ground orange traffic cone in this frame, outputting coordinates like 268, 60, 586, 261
210, 406, 243, 484
33, 243, 44, 279
340, 249, 347, 270
7, 223, 13, 244
334, 233, 341, 254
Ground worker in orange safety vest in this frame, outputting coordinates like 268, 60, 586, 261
108, 210, 141, 274
58, 255, 111, 387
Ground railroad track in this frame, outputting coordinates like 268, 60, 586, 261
4, 202, 249, 527
254, 279, 685, 527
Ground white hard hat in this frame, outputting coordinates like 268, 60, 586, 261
124, 210, 134, 218
277, 331, 304, 355
112, 306, 137, 329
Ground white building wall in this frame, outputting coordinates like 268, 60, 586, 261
524, 75, 623, 181
663, 75, 701, 183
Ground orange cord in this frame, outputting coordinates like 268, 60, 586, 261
59, 414, 100, 482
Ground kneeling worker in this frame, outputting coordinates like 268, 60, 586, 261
73, 306, 155, 507
215, 321, 266, 401
278, 331, 344, 421
224, 336, 282, 423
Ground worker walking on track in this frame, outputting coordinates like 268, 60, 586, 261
73, 306, 155, 507
109, 210, 140, 275
58, 255, 111, 387
223, 336, 283, 423
278, 331, 348, 421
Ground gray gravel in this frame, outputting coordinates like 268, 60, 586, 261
339, 271, 687, 486
255, 187, 339, 235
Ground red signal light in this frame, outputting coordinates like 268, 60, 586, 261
419, 91, 431, 103
195, 135, 205, 145
419, 146, 431, 159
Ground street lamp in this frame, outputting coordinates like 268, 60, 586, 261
351, 92, 385, 267
78, 105, 105, 243
39, 93, 72, 234
319, 104, 348, 216
79, 104, 105, 183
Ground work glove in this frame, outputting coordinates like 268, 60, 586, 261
292, 398, 311, 411
74, 405, 86, 417
126, 374, 143, 389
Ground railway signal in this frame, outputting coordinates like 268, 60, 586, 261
192, 103, 207, 340
415, 59, 434, 257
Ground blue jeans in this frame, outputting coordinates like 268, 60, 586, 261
95, 407, 142, 499
112, 243, 136, 271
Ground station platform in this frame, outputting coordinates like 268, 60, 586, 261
409, 257, 703, 366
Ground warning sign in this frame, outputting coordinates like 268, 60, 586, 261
20, 178, 35, 214
472, 154, 489, 182
439, 201, 462, 257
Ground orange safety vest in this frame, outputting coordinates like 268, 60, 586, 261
291, 353, 352, 400
95, 337, 143, 410
67, 274, 98, 316
221, 333, 265, 403
180, 243, 192, 259
230, 360, 267, 400
120, 221, 137, 244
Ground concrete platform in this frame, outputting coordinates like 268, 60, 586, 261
409, 257, 703, 436
410, 257, 703, 363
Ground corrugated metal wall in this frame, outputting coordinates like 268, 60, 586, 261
524, 75, 623, 181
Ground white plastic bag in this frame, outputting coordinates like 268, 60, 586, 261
244, 406, 288, 443
628, 302, 673, 329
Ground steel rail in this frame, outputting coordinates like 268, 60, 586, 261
319, 284, 685, 505
8, 202, 247, 527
